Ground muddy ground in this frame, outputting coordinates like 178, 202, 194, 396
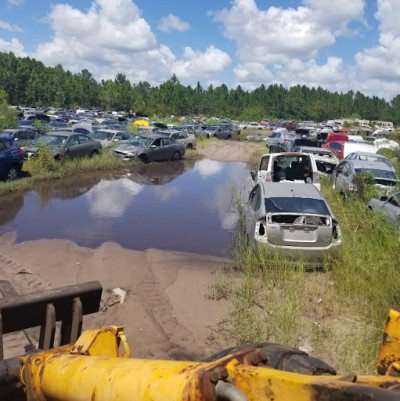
0, 140, 260, 360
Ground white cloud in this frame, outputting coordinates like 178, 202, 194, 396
0, 20, 23, 33
0, 38, 26, 56
234, 63, 273, 89
8, 0, 25, 5
172, 46, 231, 80
213, 0, 365, 65
158, 14, 190, 33
32, 0, 229, 85
85, 178, 143, 217
355, 0, 400, 82
195, 159, 224, 178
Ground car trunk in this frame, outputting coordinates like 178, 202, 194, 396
266, 213, 332, 247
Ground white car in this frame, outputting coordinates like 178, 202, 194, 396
251, 152, 321, 190
241, 122, 264, 130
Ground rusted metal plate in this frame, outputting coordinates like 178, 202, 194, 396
0, 281, 102, 334
378, 308, 400, 375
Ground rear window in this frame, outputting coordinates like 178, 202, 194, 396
355, 168, 397, 179
265, 197, 330, 215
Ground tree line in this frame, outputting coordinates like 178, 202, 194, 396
1, 51, 400, 124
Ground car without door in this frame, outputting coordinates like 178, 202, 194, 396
252, 152, 321, 190
297, 147, 339, 177
368, 192, 400, 226
111, 135, 185, 163
244, 182, 342, 265
24, 131, 102, 160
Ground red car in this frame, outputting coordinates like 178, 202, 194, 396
321, 141, 347, 159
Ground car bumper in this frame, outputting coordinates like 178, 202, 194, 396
255, 239, 341, 265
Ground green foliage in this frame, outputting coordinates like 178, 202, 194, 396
127, 123, 139, 135
33, 145, 60, 173
0, 89, 18, 130
351, 171, 379, 201
1, 52, 400, 123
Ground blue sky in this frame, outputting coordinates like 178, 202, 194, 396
1, 0, 400, 99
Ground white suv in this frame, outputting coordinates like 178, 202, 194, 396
252, 152, 321, 190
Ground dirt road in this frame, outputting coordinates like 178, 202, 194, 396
0, 140, 259, 360
198, 139, 261, 162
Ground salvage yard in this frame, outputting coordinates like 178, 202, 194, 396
0, 138, 399, 375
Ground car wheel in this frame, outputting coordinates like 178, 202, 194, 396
90, 150, 99, 158
171, 151, 181, 161
202, 343, 335, 375
186, 144, 193, 150
206, 134, 210, 139
6, 166, 19, 181
340, 191, 348, 201
139, 154, 149, 164
227, 135, 232, 140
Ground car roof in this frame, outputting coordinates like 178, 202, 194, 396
300, 146, 331, 153
260, 182, 323, 199
46, 130, 82, 137
350, 151, 386, 157
95, 129, 122, 133
347, 160, 393, 170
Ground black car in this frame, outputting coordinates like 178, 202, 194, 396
0, 136, 24, 181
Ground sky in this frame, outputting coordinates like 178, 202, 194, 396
0, 0, 399, 100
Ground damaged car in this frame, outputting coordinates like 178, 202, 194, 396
368, 192, 400, 226
244, 182, 342, 265
252, 152, 321, 190
297, 147, 339, 177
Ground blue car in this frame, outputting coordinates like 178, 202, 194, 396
0, 136, 24, 181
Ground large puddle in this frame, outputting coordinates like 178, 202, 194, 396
0, 160, 250, 256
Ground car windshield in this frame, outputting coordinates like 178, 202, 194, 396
127, 136, 153, 147
92, 131, 114, 140
33, 135, 67, 147
355, 168, 396, 179
265, 197, 330, 215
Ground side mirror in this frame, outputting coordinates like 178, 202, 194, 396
250, 170, 256, 180
150, 145, 157, 149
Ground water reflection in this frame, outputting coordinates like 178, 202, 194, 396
194, 159, 224, 178
0, 160, 250, 256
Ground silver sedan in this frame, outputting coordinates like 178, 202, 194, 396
111, 135, 185, 163
368, 192, 400, 225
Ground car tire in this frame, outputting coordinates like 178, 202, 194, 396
171, 151, 181, 161
186, 144, 193, 150
139, 154, 149, 164
6, 166, 19, 181
90, 150, 99, 158
201, 343, 336, 376
206, 134, 210, 139
227, 135, 232, 140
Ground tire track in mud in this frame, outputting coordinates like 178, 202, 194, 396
136, 263, 196, 360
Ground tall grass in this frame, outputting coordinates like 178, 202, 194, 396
0, 149, 126, 195
216, 176, 400, 374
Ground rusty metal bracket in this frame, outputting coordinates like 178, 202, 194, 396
0, 281, 102, 359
